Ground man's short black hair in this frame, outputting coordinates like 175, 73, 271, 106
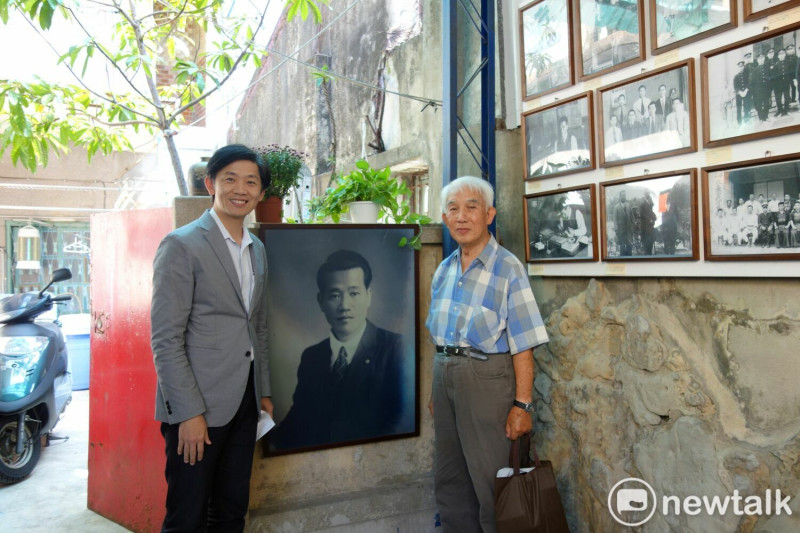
206, 144, 271, 191
316, 250, 373, 291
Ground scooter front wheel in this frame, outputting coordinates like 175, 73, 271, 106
0, 417, 41, 484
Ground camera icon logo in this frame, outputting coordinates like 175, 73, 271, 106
608, 478, 657, 526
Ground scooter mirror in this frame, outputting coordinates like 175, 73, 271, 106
39, 268, 73, 297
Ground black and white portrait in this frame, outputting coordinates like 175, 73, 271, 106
600, 60, 695, 165
258, 225, 418, 455
703, 24, 800, 147
524, 185, 597, 263
704, 154, 800, 260
601, 171, 698, 260
523, 93, 594, 180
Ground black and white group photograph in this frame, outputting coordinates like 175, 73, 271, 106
257, 225, 419, 455
703, 23, 800, 146
703, 154, 800, 260
599, 60, 695, 165
524, 185, 597, 263
520, 0, 573, 99
523, 93, 594, 180
601, 171, 698, 260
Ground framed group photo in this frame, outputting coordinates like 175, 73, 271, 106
598, 59, 697, 166
702, 152, 800, 260
702, 22, 800, 148
744, 0, 798, 21
650, 0, 736, 55
257, 225, 420, 455
519, 0, 574, 100
522, 92, 595, 180
600, 170, 699, 261
574, 0, 645, 80
523, 185, 598, 263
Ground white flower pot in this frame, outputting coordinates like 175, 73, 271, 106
348, 201, 381, 223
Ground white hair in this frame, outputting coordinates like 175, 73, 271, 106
440, 176, 495, 214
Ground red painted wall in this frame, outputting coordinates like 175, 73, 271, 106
88, 208, 173, 532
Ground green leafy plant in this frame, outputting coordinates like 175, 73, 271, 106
312, 159, 432, 248
255, 144, 306, 199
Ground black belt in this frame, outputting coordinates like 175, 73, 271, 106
436, 344, 508, 361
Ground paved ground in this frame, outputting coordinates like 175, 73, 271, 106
0, 390, 129, 532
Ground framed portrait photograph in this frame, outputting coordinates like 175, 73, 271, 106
650, 0, 736, 55
257, 225, 419, 455
519, 0, 573, 100
702, 22, 800, 148
575, 0, 645, 81
744, 0, 797, 21
600, 170, 699, 261
702, 152, 800, 260
522, 92, 595, 180
598, 59, 697, 167
523, 185, 598, 263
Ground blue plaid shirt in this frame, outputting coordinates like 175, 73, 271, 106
426, 235, 548, 354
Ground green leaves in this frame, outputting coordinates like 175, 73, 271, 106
285, 0, 327, 24
311, 160, 433, 247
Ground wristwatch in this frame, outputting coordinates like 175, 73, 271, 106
513, 400, 535, 413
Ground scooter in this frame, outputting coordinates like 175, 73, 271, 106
0, 268, 73, 483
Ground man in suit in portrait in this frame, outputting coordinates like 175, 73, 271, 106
621, 109, 642, 141
613, 190, 635, 256
151, 144, 273, 531
642, 101, 664, 136
274, 250, 405, 450
653, 84, 670, 123
632, 84, 651, 121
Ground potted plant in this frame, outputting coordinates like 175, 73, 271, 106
254, 144, 306, 223
312, 160, 432, 247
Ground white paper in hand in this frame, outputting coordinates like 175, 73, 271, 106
256, 410, 275, 441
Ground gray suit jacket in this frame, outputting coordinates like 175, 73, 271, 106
151, 210, 270, 427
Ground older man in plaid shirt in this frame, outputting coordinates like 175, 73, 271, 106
426, 176, 549, 532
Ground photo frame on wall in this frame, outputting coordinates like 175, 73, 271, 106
519, 0, 573, 100
522, 92, 595, 180
258, 224, 420, 456
575, 0, 645, 80
702, 152, 800, 260
702, 22, 800, 148
650, 0, 736, 55
744, 0, 797, 21
523, 185, 598, 263
599, 170, 699, 261
598, 59, 696, 167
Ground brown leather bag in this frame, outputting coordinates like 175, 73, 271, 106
494, 433, 570, 533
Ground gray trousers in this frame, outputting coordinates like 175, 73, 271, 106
433, 353, 515, 533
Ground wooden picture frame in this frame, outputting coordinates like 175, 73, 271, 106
574, 0, 645, 81
522, 92, 595, 180
599, 169, 699, 261
258, 224, 420, 456
519, 0, 574, 100
702, 152, 800, 260
523, 184, 598, 263
744, 0, 797, 22
650, 0, 737, 55
598, 59, 696, 167
701, 22, 800, 148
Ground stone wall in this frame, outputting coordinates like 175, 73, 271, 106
533, 277, 800, 532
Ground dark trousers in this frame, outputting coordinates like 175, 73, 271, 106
161, 364, 257, 533
433, 353, 515, 533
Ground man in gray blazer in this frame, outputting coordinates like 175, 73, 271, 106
151, 144, 272, 532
